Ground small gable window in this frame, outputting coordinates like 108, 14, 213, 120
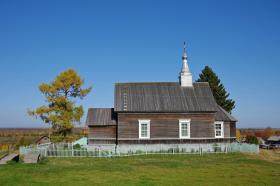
179, 119, 191, 139
139, 120, 150, 139
215, 121, 224, 138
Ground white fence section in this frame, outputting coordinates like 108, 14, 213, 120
20, 142, 259, 157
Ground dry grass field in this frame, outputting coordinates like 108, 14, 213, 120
248, 149, 280, 162
0, 128, 86, 150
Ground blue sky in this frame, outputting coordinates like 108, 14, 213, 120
0, 0, 279, 128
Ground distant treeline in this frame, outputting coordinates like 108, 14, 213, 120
0, 127, 86, 136
237, 127, 280, 144
239, 128, 280, 133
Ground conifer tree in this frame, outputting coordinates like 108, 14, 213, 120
28, 69, 92, 138
196, 66, 235, 113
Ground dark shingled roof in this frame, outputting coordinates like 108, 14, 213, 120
114, 82, 218, 112
215, 105, 237, 122
86, 108, 116, 126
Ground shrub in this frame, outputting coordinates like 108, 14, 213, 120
50, 135, 64, 143
73, 144, 81, 149
246, 135, 259, 144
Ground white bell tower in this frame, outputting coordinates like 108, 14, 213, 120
179, 42, 193, 87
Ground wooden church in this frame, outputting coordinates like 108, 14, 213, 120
86, 44, 237, 145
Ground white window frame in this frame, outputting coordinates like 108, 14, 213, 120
214, 121, 224, 138
138, 120, 150, 139
179, 119, 191, 139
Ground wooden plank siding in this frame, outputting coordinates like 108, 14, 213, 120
117, 113, 216, 139
117, 112, 235, 144
117, 138, 235, 144
117, 113, 236, 144
88, 126, 116, 144
223, 121, 236, 138
224, 122, 230, 138
229, 121, 236, 137
88, 113, 236, 145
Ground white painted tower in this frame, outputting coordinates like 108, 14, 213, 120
179, 42, 193, 87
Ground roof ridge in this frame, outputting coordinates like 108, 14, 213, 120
115, 82, 178, 85
115, 82, 209, 85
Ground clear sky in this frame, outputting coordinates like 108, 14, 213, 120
0, 0, 279, 128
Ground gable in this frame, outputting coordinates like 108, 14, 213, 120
215, 105, 237, 122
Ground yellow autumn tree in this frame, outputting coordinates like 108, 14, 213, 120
28, 69, 92, 138
236, 129, 241, 142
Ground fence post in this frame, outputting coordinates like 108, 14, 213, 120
145, 144, 147, 155
225, 143, 228, 153
72, 144, 74, 157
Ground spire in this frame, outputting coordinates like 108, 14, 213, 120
179, 42, 192, 87
181, 41, 189, 72
183, 41, 187, 57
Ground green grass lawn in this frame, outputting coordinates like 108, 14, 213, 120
0, 153, 279, 186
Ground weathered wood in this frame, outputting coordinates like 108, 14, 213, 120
36, 136, 50, 145
117, 138, 235, 144
88, 126, 116, 144
223, 121, 236, 138
224, 122, 230, 138
87, 108, 116, 126
117, 113, 216, 139
24, 154, 40, 164
88, 126, 116, 138
215, 105, 237, 122
230, 122, 236, 137
114, 82, 218, 112
88, 139, 116, 144
0, 153, 19, 165
88, 112, 236, 145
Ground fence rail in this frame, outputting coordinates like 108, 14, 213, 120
20, 143, 259, 158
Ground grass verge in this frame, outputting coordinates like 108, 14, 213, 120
0, 153, 279, 186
